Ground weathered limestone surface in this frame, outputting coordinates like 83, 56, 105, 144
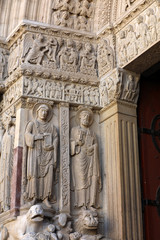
0, 0, 159, 239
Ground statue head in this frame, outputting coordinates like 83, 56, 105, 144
37, 104, 49, 121
76, 107, 93, 127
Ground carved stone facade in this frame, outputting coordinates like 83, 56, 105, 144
0, 0, 159, 240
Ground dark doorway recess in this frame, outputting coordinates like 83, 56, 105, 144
137, 62, 160, 240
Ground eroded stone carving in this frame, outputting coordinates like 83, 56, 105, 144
70, 207, 103, 240
97, 39, 115, 77
3, 79, 22, 110
0, 115, 16, 213
100, 68, 140, 106
80, 43, 97, 76
70, 107, 102, 208
0, 49, 8, 81
23, 34, 48, 65
146, 8, 157, 44
117, 4, 160, 66
22, 104, 58, 207
9, 33, 98, 82
23, 78, 100, 107
136, 16, 148, 53
51, 0, 94, 31
2, 205, 73, 240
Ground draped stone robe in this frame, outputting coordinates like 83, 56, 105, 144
70, 126, 101, 208
23, 119, 58, 201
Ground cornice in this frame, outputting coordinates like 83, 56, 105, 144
6, 20, 97, 49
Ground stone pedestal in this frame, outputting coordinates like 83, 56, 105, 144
100, 100, 143, 240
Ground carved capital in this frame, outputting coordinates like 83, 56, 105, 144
100, 68, 140, 106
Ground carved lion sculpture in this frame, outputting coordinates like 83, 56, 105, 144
74, 208, 98, 235
3, 205, 44, 240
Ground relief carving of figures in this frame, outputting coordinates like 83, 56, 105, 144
122, 74, 139, 102
136, 16, 148, 53
0, 116, 15, 212
118, 31, 128, 67
70, 107, 102, 208
123, 0, 136, 11
8, 39, 22, 74
125, 25, 137, 61
44, 37, 58, 68
80, 43, 97, 76
22, 104, 58, 208
51, 0, 94, 31
99, 82, 108, 106
58, 39, 78, 72
0, 49, 7, 81
97, 39, 114, 77
146, 8, 157, 44
23, 78, 100, 107
21, 33, 98, 78
23, 34, 48, 65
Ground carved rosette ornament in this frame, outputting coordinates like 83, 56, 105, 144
100, 68, 140, 106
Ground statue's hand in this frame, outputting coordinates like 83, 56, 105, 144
76, 140, 84, 146
35, 134, 44, 140
44, 145, 54, 151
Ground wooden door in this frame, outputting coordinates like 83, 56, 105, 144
138, 68, 160, 240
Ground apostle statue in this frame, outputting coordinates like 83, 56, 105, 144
23, 104, 58, 208
70, 107, 102, 208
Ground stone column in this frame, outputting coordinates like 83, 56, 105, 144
10, 99, 28, 216
59, 103, 70, 213
99, 68, 143, 240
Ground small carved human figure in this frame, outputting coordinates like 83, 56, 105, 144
0, 50, 6, 81
118, 31, 127, 66
25, 34, 48, 65
97, 40, 114, 77
0, 116, 15, 212
136, 16, 148, 53
59, 39, 78, 72
100, 82, 108, 106
124, 74, 138, 102
80, 43, 96, 75
146, 8, 157, 44
23, 104, 58, 208
126, 25, 137, 60
70, 107, 102, 208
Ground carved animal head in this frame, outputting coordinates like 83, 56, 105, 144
75, 208, 98, 234
26, 204, 44, 222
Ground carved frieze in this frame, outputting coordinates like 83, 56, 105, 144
100, 68, 140, 106
23, 77, 100, 107
3, 78, 23, 111
117, 2, 160, 67
51, 0, 95, 32
8, 33, 98, 85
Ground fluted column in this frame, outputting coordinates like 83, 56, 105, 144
100, 100, 143, 240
